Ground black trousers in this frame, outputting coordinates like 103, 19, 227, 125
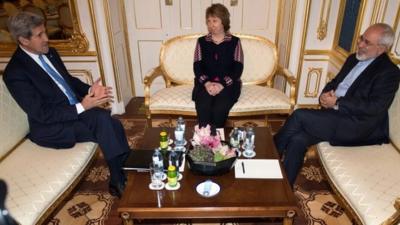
72, 107, 130, 185
194, 87, 236, 128
273, 108, 339, 186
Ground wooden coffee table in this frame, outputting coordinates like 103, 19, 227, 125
118, 127, 297, 225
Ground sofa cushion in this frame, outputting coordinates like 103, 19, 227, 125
150, 85, 291, 114
160, 34, 277, 85
0, 79, 29, 159
317, 142, 400, 225
0, 140, 97, 225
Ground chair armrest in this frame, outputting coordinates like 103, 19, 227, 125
381, 197, 400, 225
143, 66, 170, 110
274, 65, 297, 107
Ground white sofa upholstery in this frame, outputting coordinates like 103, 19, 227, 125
0, 77, 98, 225
317, 88, 400, 225
144, 34, 296, 124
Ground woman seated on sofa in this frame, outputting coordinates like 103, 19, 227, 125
192, 3, 244, 129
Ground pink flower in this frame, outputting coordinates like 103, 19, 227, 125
201, 135, 221, 149
191, 124, 235, 161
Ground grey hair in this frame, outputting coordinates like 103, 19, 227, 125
7, 12, 44, 43
373, 23, 395, 51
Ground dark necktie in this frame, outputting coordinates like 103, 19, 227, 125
38, 55, 78, 105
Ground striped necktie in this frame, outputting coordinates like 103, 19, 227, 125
38, 55, 78, 105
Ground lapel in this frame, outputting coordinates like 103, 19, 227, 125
336, 54, 359, 83
15, 47, 71, 100
15, 47, 57, 86
345, 53, 386, 96
16, 47, 74, 88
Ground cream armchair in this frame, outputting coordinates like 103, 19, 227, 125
317, 87, 400, 225
144, 34, 296, 126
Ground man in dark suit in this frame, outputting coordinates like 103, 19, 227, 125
3, 12, 129, 198
274, 23, 400, 186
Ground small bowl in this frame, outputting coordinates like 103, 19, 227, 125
196, 180, 220, 197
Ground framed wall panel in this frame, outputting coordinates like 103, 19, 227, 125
333, 0, 365, 57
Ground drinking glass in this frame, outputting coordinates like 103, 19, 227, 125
229, 128, 241, 148
243, 127, 255, 158
230, 128, 241, 156
149, 163, 164, 190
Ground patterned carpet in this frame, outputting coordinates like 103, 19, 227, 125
46, 117, 353, 225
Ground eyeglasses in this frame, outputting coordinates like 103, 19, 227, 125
357, 35, 381, 48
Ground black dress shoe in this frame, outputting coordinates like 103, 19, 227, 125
109, 182, 125, 198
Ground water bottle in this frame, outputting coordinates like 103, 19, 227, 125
174, 125, 184, 146
175, 117, 185, 146
152, 148, 164, 180
177, 116, 185, 133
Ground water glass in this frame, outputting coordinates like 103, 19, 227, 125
149, 163, 164, 189
244, 127, 255, 148
229, 128, 241, 148
243, 127, 255, 158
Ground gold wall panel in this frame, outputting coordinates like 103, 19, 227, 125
317, 0, 332, 40
295, 0, 312, 101
370, 0, 389, 24
120, 0, 136, 96
304, 67, 322, 98
88, 0, 106, 91
69, 69, 94, 84
104, 0, 121, 102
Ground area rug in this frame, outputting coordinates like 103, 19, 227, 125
47, 118, 351, 225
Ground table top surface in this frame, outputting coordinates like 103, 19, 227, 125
117, 127, 297, 219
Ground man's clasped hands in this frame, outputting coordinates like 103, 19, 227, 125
81, 78, 114, 110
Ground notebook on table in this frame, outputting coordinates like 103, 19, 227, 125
122, 149, 185, 172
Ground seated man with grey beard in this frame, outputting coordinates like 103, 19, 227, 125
274, 23, 400, 187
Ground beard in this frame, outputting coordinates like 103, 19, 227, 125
356, 52, 367, 61
355, 47, 370, 61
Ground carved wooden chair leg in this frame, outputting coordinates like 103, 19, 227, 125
283, 209, 296, 225
264, 115, 269, 127
146, 110, 152, 128
121, 212, 134, 225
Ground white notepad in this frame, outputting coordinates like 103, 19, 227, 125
234, 159, 283, 179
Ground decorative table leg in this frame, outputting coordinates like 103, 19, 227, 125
283, 210, 296, 225
121, 212, 134, 225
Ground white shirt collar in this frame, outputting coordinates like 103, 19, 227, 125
19, 45, 41, 61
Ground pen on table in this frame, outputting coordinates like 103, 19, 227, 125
241, 161, 245, 174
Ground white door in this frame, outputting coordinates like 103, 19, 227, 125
125, 0, 280, 96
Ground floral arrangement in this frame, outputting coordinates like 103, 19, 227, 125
189, 125, 236, 163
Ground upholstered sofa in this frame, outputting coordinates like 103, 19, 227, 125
0, 76, 98, 225
317, 88, 400, 225
144, 34, 296, 126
